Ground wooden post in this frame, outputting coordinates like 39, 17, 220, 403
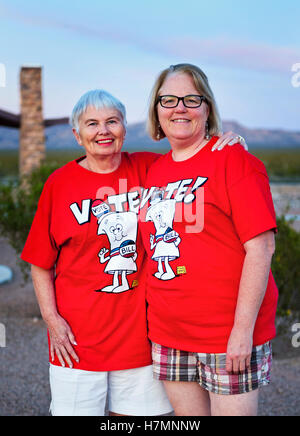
19, 66, 45, 179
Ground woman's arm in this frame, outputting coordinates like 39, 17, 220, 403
31, 265, 79, 368
225, 230, 275, 374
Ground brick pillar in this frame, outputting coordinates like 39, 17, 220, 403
19, 66, 45, 178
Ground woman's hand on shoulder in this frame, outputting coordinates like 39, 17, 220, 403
211, 131, 248, 151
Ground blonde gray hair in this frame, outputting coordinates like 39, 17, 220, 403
147, 63, 222, 141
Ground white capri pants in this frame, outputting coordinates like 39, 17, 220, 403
49, 363, 172, 416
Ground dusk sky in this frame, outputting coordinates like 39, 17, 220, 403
0, 0, 299, 130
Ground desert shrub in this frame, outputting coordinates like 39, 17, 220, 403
252, 148, 300, 181
0, 162, 59, 280
272, 215, 300, 316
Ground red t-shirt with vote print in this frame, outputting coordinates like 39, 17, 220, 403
21, 151, 158, 371
140, 138, 278, 353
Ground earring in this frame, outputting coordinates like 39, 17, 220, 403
156, 124, 161, 140
205, 120, 211, 140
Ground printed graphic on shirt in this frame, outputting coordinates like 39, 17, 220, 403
91, 200, 138, 293
144, 176, 208, 281
146, 189, 181, 280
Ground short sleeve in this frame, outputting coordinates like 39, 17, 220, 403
20, 178, 59, 269
227, 149, 277, 244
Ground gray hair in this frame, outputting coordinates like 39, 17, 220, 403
70, 89, 127, 132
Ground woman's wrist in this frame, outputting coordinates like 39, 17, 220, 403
42, 308, 60, 325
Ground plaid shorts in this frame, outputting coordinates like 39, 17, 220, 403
152, 342, 272, 395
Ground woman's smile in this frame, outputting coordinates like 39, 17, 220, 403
95, 138, 114, 145
171, 118, 190, 123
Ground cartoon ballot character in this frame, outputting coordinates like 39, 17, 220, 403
146, 189, 181, 280
91, 200, 138, 293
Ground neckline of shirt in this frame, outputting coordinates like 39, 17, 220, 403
72, 153, 126, 177
166, 136, 218, 165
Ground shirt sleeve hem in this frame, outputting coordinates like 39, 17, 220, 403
20, 254, 55, 270
239, 225, 278, 245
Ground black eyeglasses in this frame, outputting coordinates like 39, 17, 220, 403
157, 95, 207, 108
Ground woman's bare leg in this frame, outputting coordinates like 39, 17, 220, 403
209, 389, 259, 416
163, 381, 211, 416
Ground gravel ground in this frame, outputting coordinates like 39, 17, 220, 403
0, 234, 299, 417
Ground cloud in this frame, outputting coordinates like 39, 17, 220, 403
160, 37, 300, 74
3, 4, 299, 75
1, 4, 140, 46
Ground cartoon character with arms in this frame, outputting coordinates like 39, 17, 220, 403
146, 189, 181, 280
92, 200, 138, 293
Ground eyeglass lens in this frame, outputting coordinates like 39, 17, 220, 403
159, 95, 204, 108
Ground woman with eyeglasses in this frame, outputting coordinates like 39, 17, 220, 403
140, 63, 278, 416
20, 88, 244, 416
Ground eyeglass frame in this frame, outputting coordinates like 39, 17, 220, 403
157, 94, 208, 108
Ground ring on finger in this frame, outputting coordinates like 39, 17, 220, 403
237, 135, 246, 144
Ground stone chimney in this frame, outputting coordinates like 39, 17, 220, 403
19, 66, 45, 178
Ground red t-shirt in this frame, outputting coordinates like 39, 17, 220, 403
140, 138, 278, 353
21, 151, 159, 371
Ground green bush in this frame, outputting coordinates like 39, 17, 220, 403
0, 164, 299, 318
252, 148, 300, 181
0, 162, 60, 280
272, 215, 300, 316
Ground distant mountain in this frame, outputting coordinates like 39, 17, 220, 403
1, 120, 300, 151
221, 121, 300, 148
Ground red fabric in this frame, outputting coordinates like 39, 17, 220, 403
140, 138, 278, 353
21, 151, 159, 371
